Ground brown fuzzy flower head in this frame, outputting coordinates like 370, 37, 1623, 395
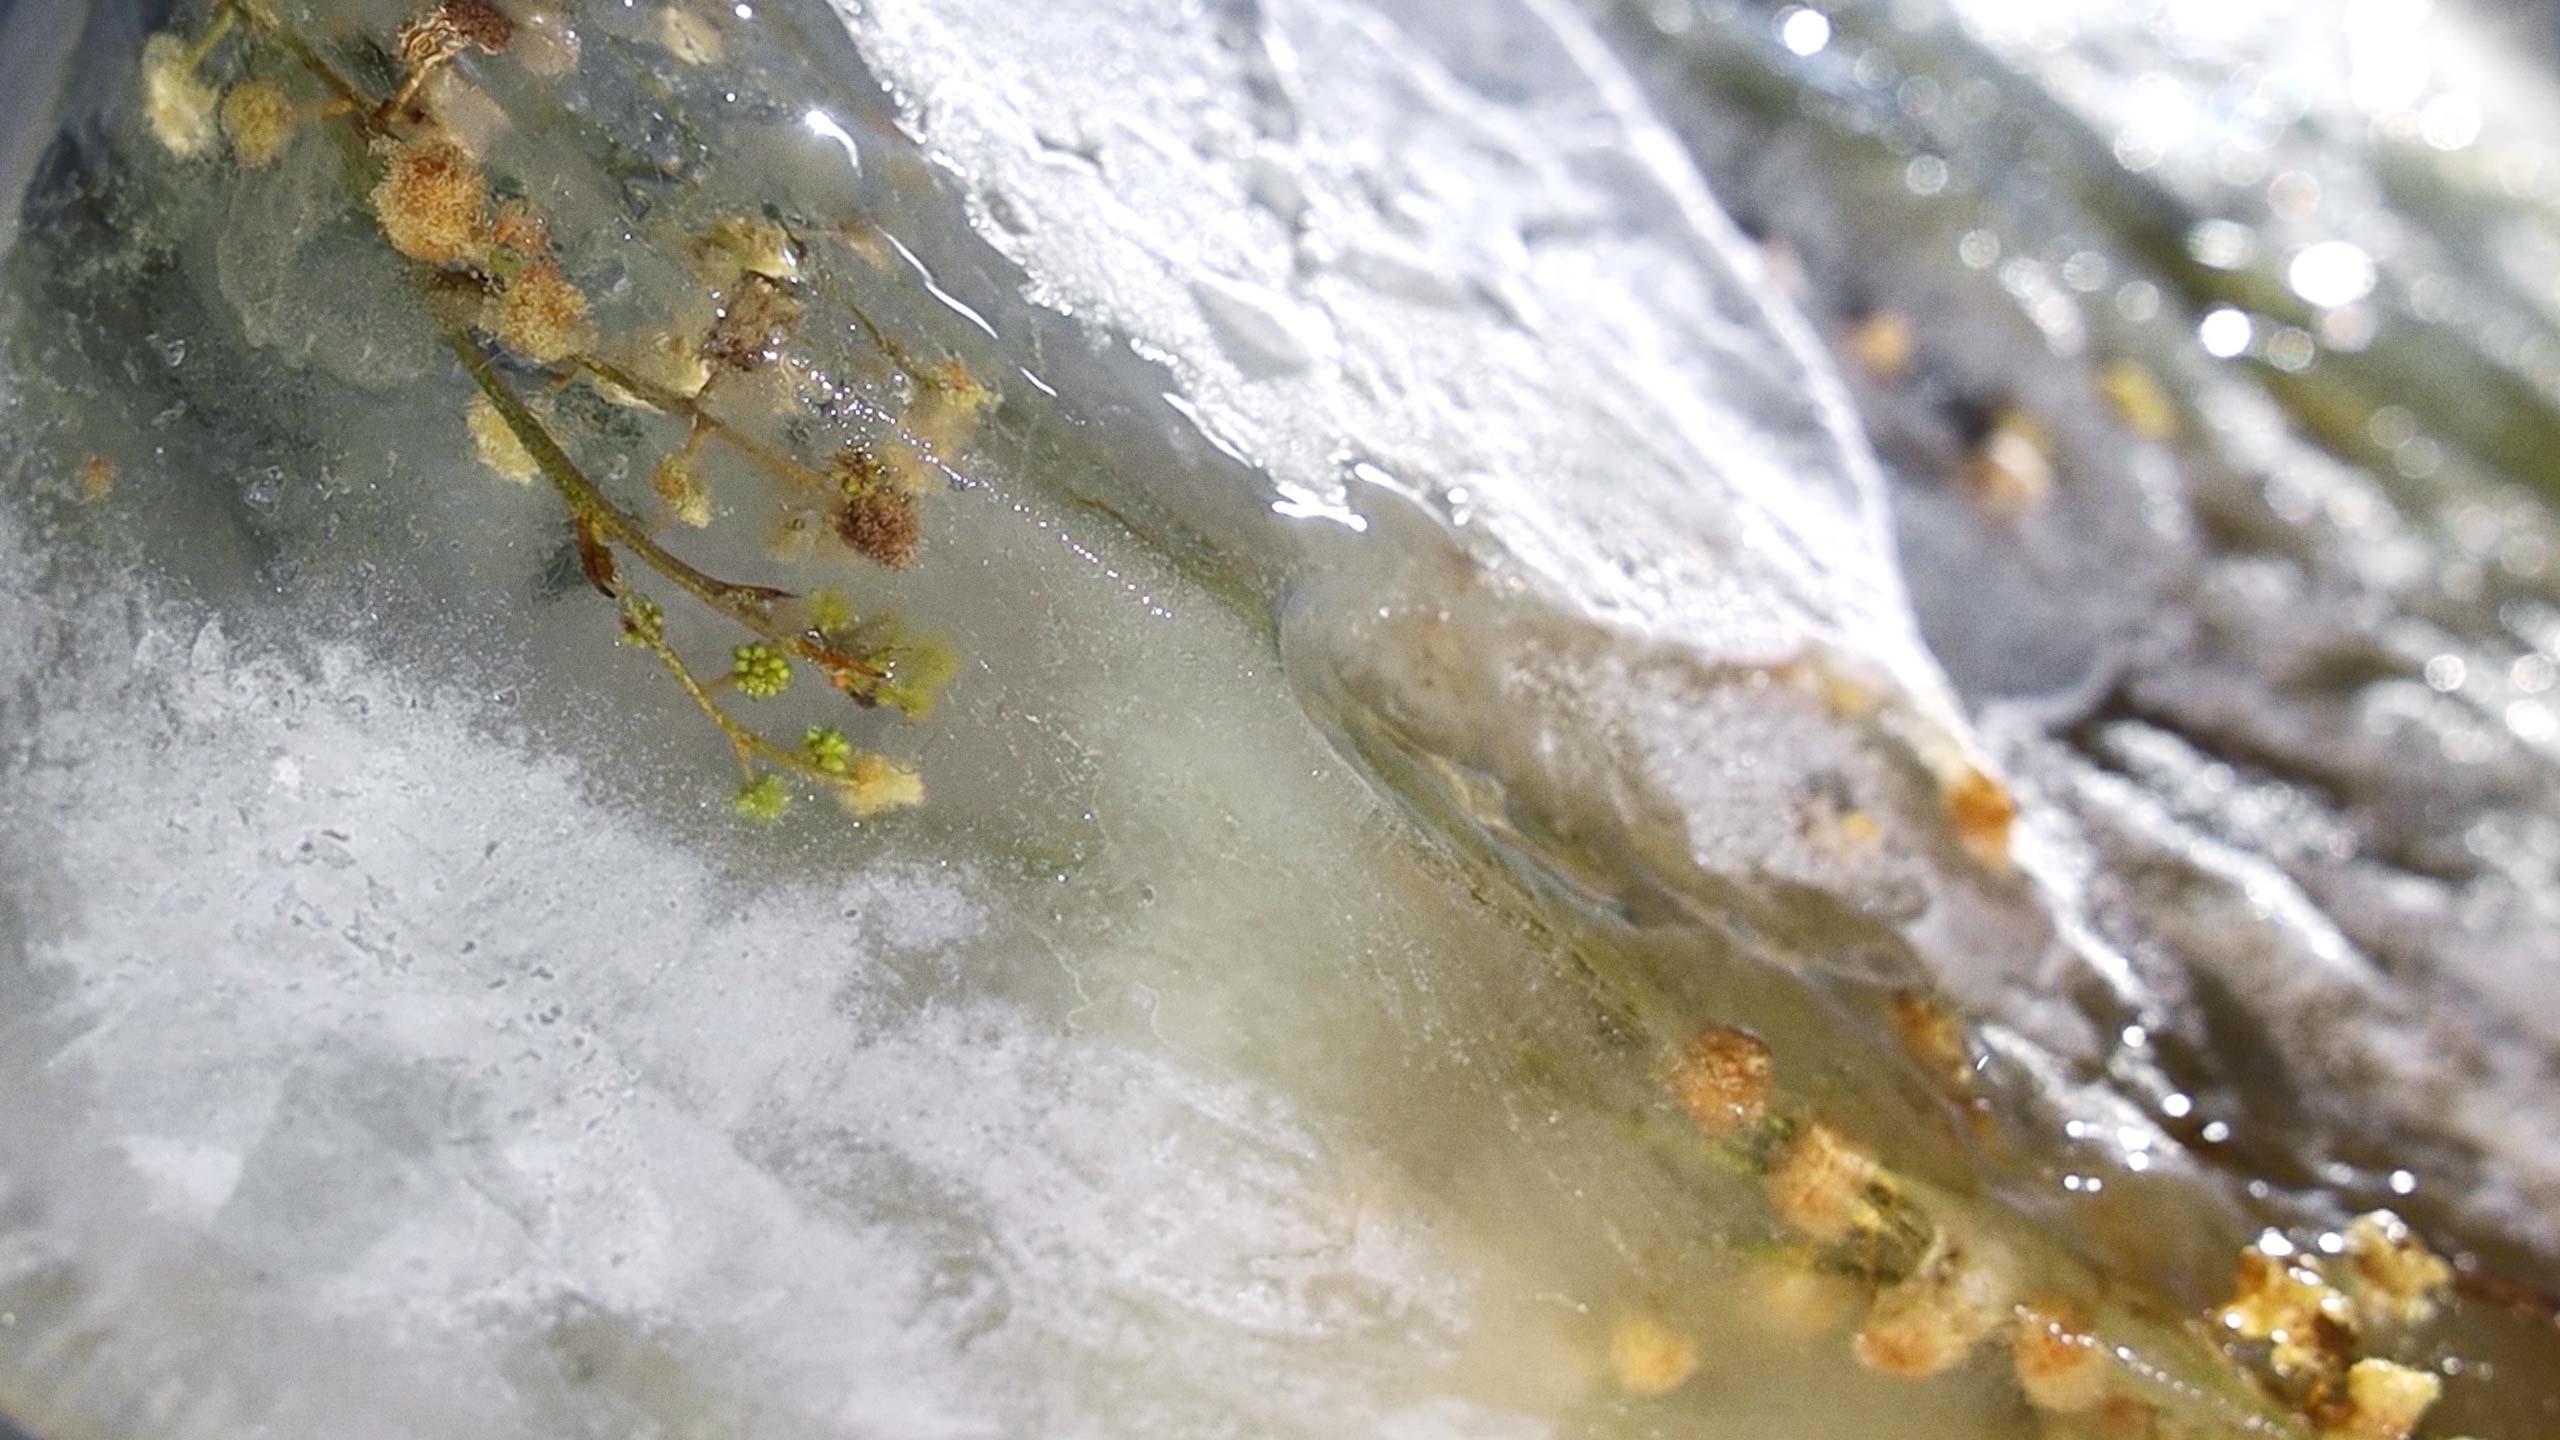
397, 11, 464, 66
398, 0, 515, 64
371, 138, 488, 265
1889, 990, 1973, 1093
1667, 1024, 1773, 1137
488, 256, 590, 363
835, 483, 921, 571
220, 79, 297, 169
76, 455, 118, 503
442, 0, 517, 51
1944, 765, 2017, 867
2218, 1248, 2357, 1381
698, 276, 804, 373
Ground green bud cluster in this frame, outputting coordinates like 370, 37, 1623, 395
731, 641, 792, 698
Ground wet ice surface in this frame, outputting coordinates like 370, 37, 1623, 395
841, 0, 2560, 1283
838, 0, 1941, 695
1579, 0, 2560, 1285
7, 0, 2560, 1433
0, 418, 1536, 1438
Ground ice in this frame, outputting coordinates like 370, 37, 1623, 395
8, 0, 2560, 1431
832, 0, 1945, 704
1595, 0, 2560, 1287
0, 503, 1504, 1438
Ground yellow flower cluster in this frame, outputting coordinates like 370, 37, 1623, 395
136, 0, 980, 837
2325, 1358, 2441, 1440
2218, 1247, 2358, 1380
219, 78, 296, 169
142, 34, 221, 157
2338, 1212, 2453, 1329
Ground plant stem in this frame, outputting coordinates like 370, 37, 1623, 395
235, 7, 381, 135
379, 56, 447, 125
182, 7, 238, 70
573, 354, 837, 496
445, 329, 888, 689
248, 2, 896, 712
624, 621, 865, 786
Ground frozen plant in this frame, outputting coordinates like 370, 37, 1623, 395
125, 0, 982, 822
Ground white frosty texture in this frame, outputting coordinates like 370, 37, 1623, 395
828, 0, 2560, 1272
0, 504, 1499, 1440
824, 0, 2116, 1055
834, 0, 1954, 718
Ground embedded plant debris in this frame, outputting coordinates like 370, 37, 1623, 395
129, 0, 994, 822
83, 4, 2546, 1437
1632, 995, 2483, 1437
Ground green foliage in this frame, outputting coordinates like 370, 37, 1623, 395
801, 725, 852, 775
733, 773, 791, 823
619, 593, 665, 644
879, 633, 961, 719
730, 641, 792, 699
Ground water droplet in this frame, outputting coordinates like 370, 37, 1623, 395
2287, 240, 2376, 309
1777, 7, 1831, 56
2186, 219, 2256, 270
2199, 307, 2253, 358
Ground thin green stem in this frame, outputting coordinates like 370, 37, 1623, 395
573, 354, 837, 496
378, 54, 448, 125
234, 6, 380, 136
441, 331, 886, 694
806, 253, 930, 386
245, 6, 893, 705
624, 622, 867, 786
181, 7, 238, 70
